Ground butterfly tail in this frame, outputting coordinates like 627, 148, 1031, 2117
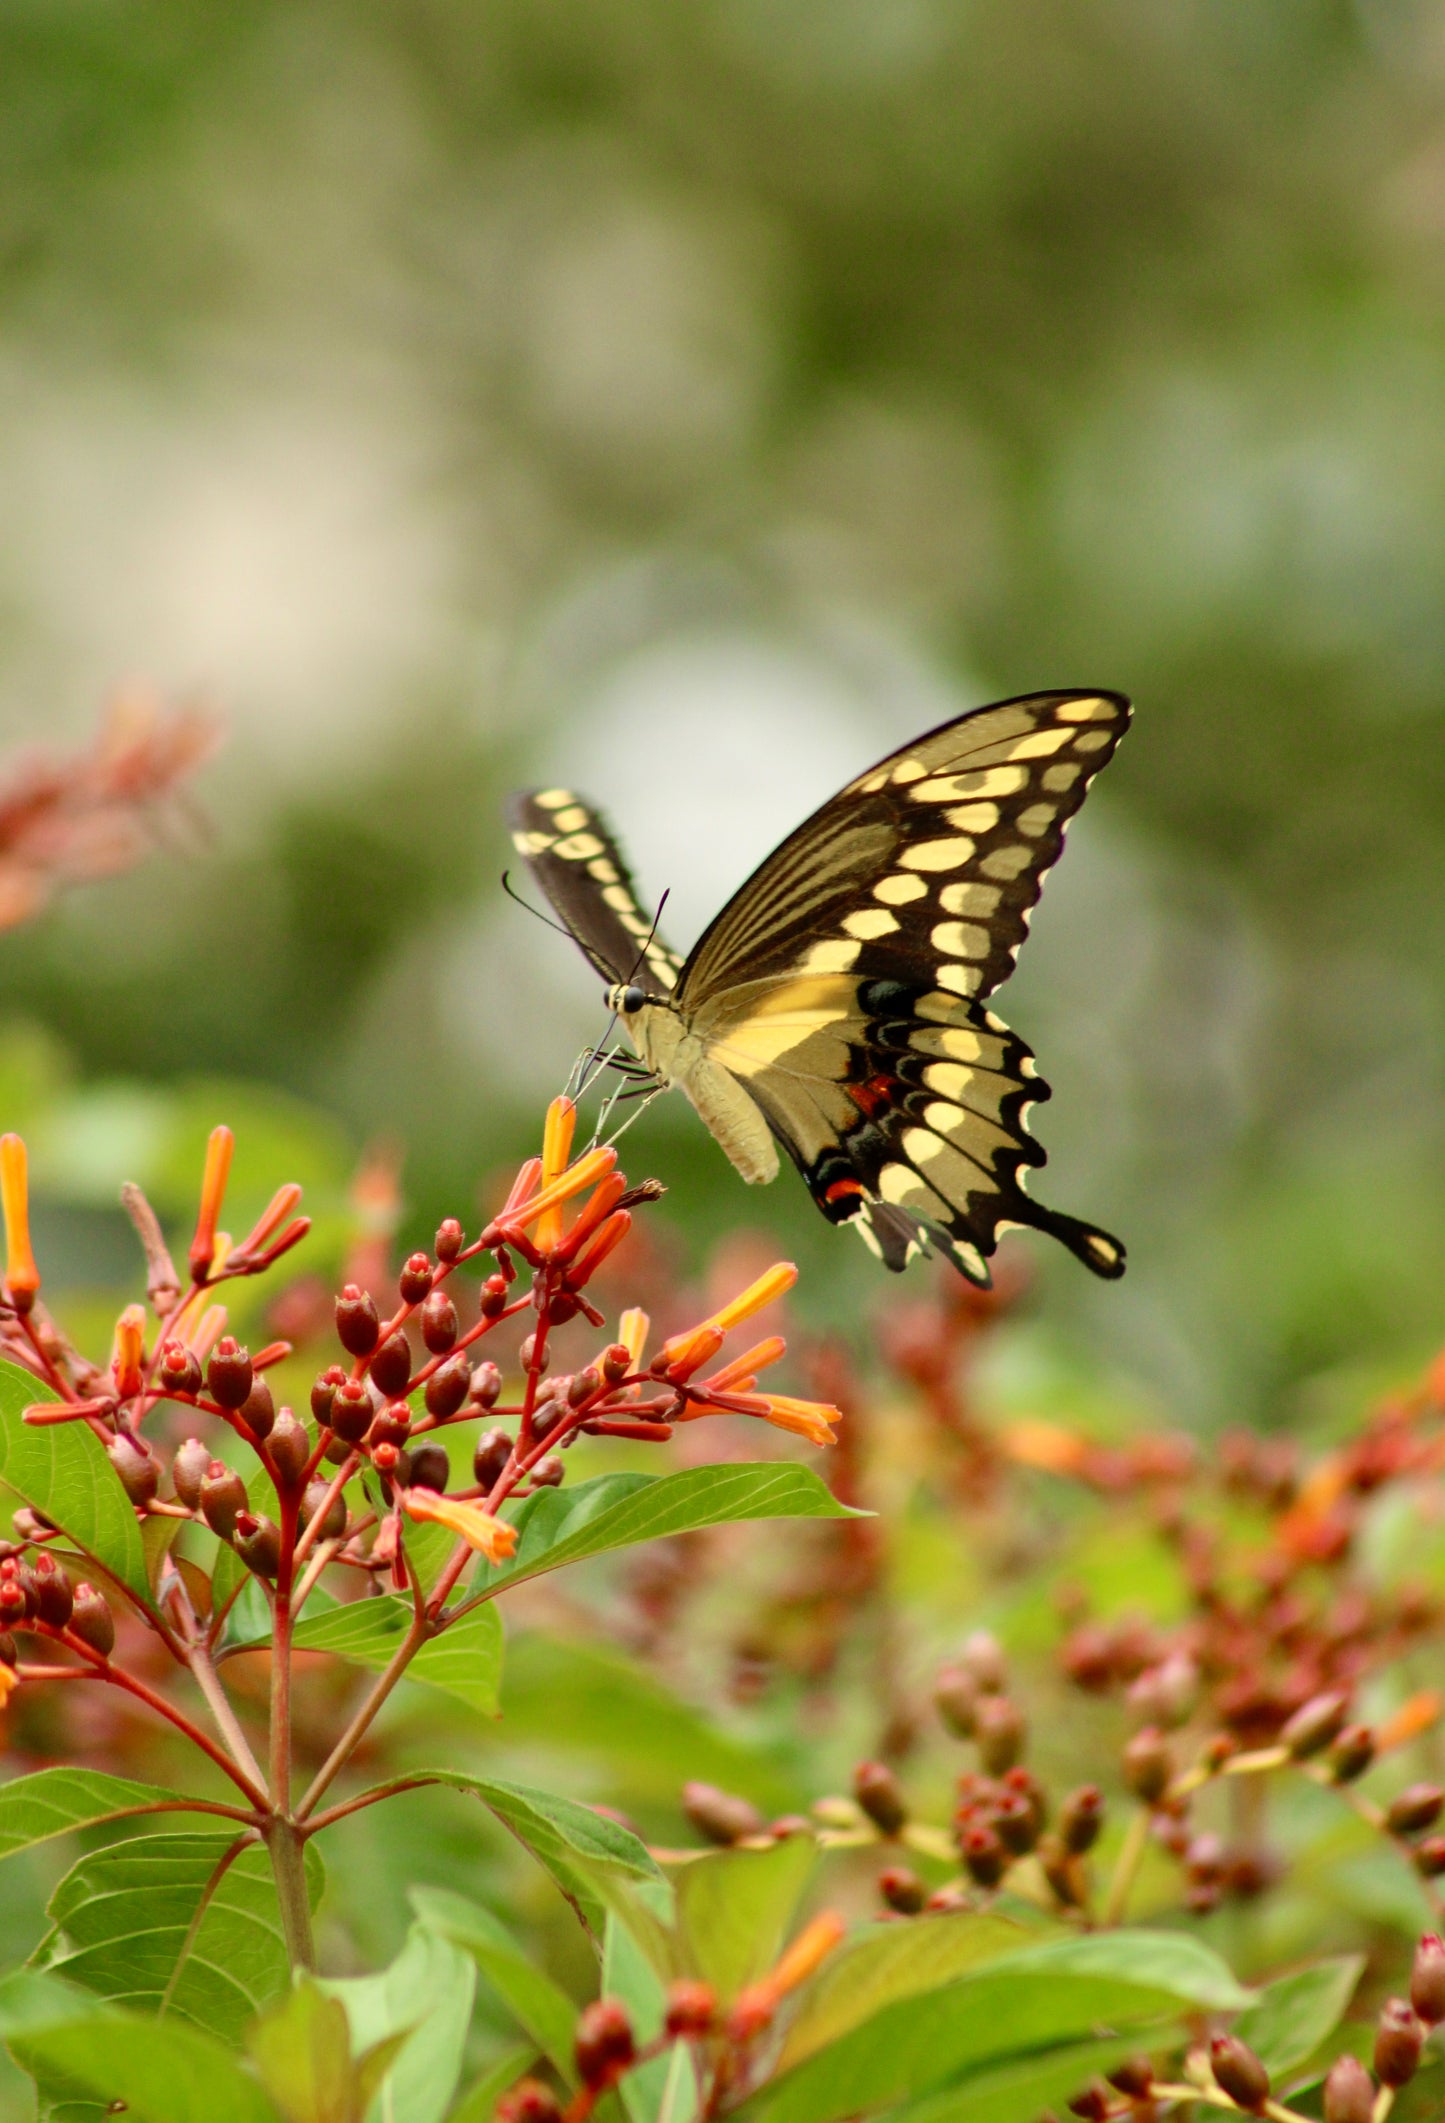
1029, 1206, 1127, 1281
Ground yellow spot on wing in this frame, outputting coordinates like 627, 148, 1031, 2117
891, 758, 927, 783
843, 907, 900, 940
554, 832, 606, 859
1016, 805, 1056, 839
902, 837, 974, 871
1042, 763, 1082, 792
534, 789, 575, 809
1074, 728, 1114, 753
874, 872, 928, 905
799, 938, 861, 974
940, 881, 1000, 917
554, 805, 590, 831
981, 843, 1034, 880
932, 921, 989, 958
1011, 729, 1071, 759
588, 858, 619, 882
1057, 696, 1111, 721
935, 962, 983, 996
945, 802, 1000, 832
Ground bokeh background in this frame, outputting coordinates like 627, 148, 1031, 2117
4, 0, 1445, 1434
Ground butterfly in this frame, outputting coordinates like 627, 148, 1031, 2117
509, 689, 1129, 1285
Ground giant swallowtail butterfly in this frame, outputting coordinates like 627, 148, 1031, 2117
509, 689, 1129, 1285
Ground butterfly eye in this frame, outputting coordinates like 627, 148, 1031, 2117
619, 985, 648, 1014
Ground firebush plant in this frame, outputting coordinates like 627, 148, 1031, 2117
0, 1066, 1440, 2118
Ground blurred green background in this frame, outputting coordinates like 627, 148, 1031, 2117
2, 0, 1444, 1428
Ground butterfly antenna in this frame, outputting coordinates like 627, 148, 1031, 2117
499, 870, 581, 945
572, 885, 677, 1107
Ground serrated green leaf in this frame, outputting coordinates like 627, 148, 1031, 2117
10, 2009, 281, 2123
749, 1931, 1250, 2123
675, 1837, 816, 2005
0, 1359, 149, 1599
0, 1767, 206, 1860
1233, 1955, 1364, 2080
38, 1832, 326, 2044
475, 1465, 860, 1598
318, 1924, 475, 2123
411, 1887, 578, 2082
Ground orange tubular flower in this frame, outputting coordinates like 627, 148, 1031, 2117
617, 1308, 650, 1369
692, 1387, 838, 1447
0, 1134, 39, 1311
188, 1125, 234, 1281
728, 1911, 846, 2042
658, 1262, 797, 1375
703, 1336, 786, 1395
534, 1095, 577, 1253
505, 1147, 618, 1233
567, 1210, 632, 1288
1376, 1691, 1443, 1754
403, 1487, 519, 1565
0, 1665, 18, 1710
234, 1182, 304, 1260
111, 1304, 147, 1400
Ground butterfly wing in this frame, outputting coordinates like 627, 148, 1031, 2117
508, 788, 685, 994
676, 690, 1130, 1282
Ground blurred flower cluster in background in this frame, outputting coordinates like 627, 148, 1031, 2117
3, 1, 1445, 1430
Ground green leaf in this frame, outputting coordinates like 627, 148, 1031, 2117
675, 1837, 817, 2005
0, 1767, 204, 1859
413, 1773, 671, 1956
775, 1912, 1032, 2072
0, 1359, 149, 1599
10, 2010, 282, 2123
245, 1594, 504, 1714
445, 2046, 535, 2123
318, 1923, 475, 2123
248, 1983, 355, 2123
1233, 1956, 1364, 2080
889, 2029, 1188, 2123
476, 1465, 860, 1597
411, 1887, 579, 2083
38, 1832, 326, 2044
749, 1930, 1250, 2123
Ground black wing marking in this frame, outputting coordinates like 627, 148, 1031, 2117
677, 691, 1130, 1012
702, 973, 1124, 1285
508, 789, 684, 994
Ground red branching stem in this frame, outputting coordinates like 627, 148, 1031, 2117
302, 1772, 459, 1835
46, 1630, 270, 1807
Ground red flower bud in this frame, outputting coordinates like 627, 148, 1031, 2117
479, 1273, 507, 1319
69, 1581, 115, 1656
975, 1696, 1026, 1775
473, 1428, 512, 1489
961, 1821, 1007, 1887
369, 1403, 412, 1449
201, 1461, 247, 1539
992, 1790, 1039, 1855
206, 1337, 253, 1411
435, 1219, 463, 1265
1122, 1726, 1173, 1805
1059, 1785, 1104, 1855
1210, 2033, 1270, 2112
1281, 1689, 1349, 1760
234, 1513, 281, 1579
267, 1408, 310, 1488
398, 1252, 433, 1305
329, 1380, 373, 1443
172, 1437, 211, 1510
30, 1553, 72, 1628
531, 1456, 564, 1489
424, 1354, 470, 1419
407, 1443, 450, 1492
335, 1284, 380, 1357
1328, 1723, 1375, 1783
683, 1782, 763, 1846
878, 1866, 926, 1914
470, 1361, 502, 1409
1106, 2057, 1154, 2098
238, 1378, 275, 1441
159, 1341, 202, 1398
369, 1332, 413, 1400
854, 1761, 907, 1837
959, 1630, 1008, 1692
601, 1344, 632, 1386
1412, 1933, 1445, 2024
302, 1479, 347, 1543
1322, 2054, 1374, 2123
664, 1980, 716, 2036
1388, 1783, 1443, 1836
1414, 1835, 1445, 1876
934, 1664, 979, 1737
107, 1431, 159, 1506
1374, 1999, 1424, 2087
420, 1291, 458, 1354
496, 2079, 561, 2123
574, 1998, 634, 2088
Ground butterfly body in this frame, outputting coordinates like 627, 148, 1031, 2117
511, 690, 1130, 1285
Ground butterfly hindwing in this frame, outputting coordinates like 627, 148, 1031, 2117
509, 789, 684, 994
679, 691, 1129, 1012
701, 972, 1124, 1285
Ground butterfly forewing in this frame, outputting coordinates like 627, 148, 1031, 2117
678, 691, 1129, 1011
509, 789, 684, 993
